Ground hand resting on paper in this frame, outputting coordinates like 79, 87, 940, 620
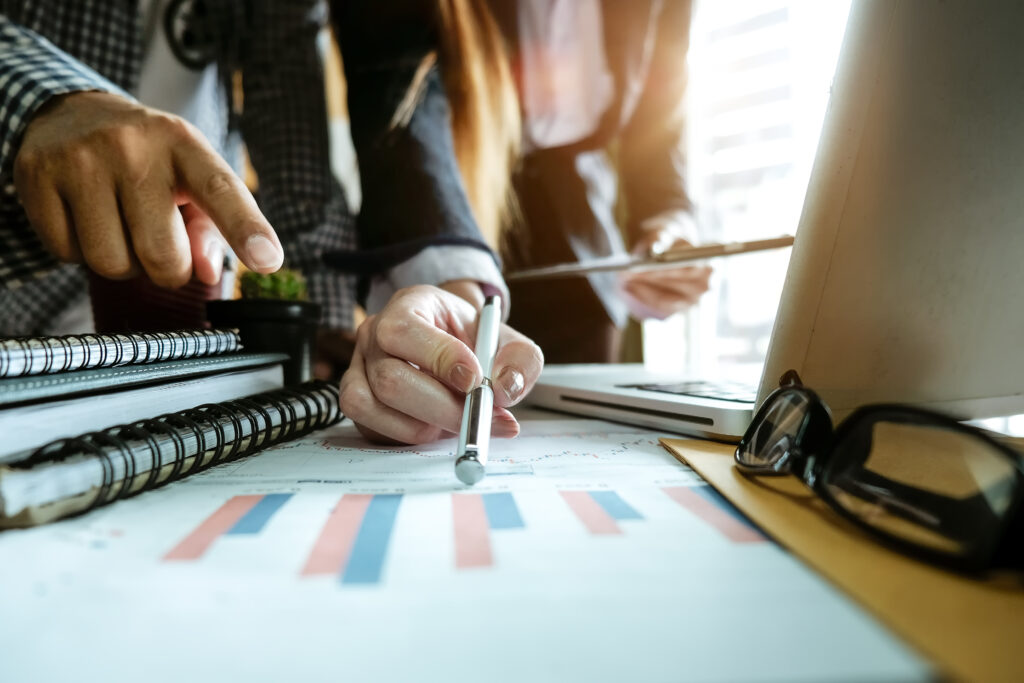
338, 283, 544, 444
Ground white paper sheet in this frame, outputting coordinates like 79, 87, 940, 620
0, 416, 929, 683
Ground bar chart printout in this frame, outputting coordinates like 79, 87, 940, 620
662, 485, 765, 543
0, 420, 935, 682
561, 490, 643, 535
163, 493, 293, 561
301, 494, 403, 585
164, 486, 761, 580
452, 492, 526, 569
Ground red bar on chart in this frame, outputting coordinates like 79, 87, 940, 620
453, 494, 493, 569
301, 494, 373, 576
163, 495, 264, 561
560, 491, 622, 535
663, 486, 765, 543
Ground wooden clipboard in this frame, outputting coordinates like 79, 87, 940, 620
660, 438, 1024, 683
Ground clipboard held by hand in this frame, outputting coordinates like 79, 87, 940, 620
504, 235, 795, 282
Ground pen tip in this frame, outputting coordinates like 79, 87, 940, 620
455, 455, 485, 485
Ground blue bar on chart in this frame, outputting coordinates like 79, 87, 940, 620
453, 492, 526, 569
663, 485, 765, 543
561, 491, 622, 534
341, 494, 403, 585
692, 486, 759, 528
588, 491, 643, 521
225, 493, 293, 535
164, 493, 292, 561
482, 492, 525, 529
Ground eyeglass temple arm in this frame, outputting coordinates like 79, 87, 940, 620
832, 469, 1010, 539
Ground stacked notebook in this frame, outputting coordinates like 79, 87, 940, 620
0, 329, 342, 527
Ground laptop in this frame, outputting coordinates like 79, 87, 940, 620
526, 0, 1024, 440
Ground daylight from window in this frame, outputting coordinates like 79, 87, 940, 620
644, 0, 851, 382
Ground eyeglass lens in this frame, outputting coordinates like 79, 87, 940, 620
736, 391, 811, 470
824, 420, 1017, 559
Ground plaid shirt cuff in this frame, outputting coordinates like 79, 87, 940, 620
0, 17, 130, 175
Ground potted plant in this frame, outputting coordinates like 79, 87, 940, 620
206, 268, 321, 385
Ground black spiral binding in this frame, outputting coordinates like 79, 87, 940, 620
111, 423, 164, 494
0, 329, 242, 378
15, 381, 343, 514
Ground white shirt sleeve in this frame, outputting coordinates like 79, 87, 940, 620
365, 246, 511, 319
637, 210, 700, 248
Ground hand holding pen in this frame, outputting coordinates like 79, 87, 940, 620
338, 284, 544, 446
455, 294, 502, 484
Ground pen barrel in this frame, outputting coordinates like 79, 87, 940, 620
455, 295, 501, 486
457, 384, 493, 459
474, 296, 502, 379
455, 384, 493, 485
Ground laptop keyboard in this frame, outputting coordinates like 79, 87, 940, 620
617, 380, 757, 404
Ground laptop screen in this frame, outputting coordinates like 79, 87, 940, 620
759, 0, 1024, 419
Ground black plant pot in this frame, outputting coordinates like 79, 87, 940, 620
206, 299, 321, 386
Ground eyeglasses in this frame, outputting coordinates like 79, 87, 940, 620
734, 372, 1024, 573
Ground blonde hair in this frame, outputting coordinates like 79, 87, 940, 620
392, 0, 520, 249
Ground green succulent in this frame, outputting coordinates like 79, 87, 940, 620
239, 268, 308, 301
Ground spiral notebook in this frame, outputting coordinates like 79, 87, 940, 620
0, 381, 343, 528
0, 328, 242, 378
0, 353, 287, 461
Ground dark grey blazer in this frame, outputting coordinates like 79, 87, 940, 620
327, 0, 498, 303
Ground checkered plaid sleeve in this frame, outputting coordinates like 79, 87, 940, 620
0, 15, 129, 176
239, 1, 357, 332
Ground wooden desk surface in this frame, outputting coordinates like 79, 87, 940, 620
663, 438, 1024, 683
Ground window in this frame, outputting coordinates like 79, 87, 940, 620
643, 0, 851, 382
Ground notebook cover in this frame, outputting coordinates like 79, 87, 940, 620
660, 437, 1024, 683
0, 353, 288, 407
0, 381, 341, 527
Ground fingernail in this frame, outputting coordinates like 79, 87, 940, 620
450, 363, 476, 393
245, 234, 282, 271
205, 241, 224, 281
497, 367, 525, 403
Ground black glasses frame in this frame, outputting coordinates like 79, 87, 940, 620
735, 383, 1024, 573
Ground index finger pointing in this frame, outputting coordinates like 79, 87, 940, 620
172, 135, 283, 273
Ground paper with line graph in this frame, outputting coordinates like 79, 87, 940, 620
0, 416, 928, 683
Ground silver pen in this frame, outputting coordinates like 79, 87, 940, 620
455, 295, 502, 485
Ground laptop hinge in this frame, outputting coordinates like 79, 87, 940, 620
560, 395, 715, 426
